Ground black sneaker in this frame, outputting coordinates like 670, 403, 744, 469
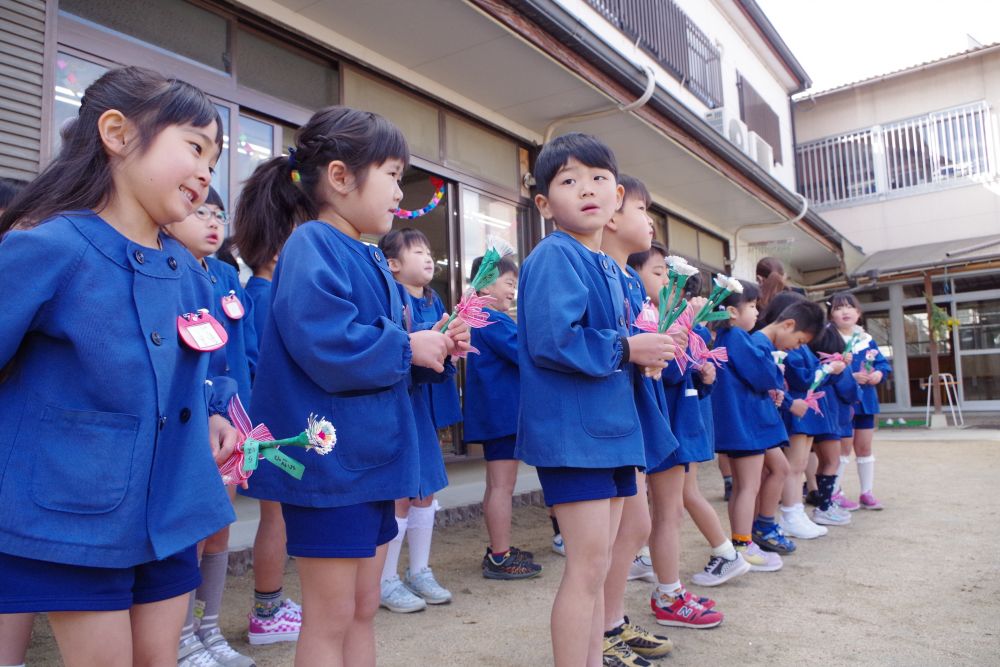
804, 490, 824, 507
509, 545, 534, 561
723, 476, 733, 501
482, 550, 542, 580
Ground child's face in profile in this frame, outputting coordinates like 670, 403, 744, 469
535, 157, 623, 240
389, 241, 435, 288
729, 299, 759, 332
610, 195, 654, 254
635, 253, 668, 306
167, 203, 225, 260
773, 320, 813, 351
480, 270, 517, 313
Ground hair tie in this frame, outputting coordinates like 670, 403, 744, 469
287, 147, 302, 183
287, 147, 297, 169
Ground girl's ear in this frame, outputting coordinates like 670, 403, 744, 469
97, 109, 133, 158
325, 160, 356, 195
386, 257, 401, 272
726, 305, 739, 320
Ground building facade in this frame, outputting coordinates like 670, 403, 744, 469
793, 43, 1000, 413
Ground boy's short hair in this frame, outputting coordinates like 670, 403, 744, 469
618, 174, 651, 209
626, 239, 667, 272
469, 255, 519, 284
534, 132, 618, 198
683, 272, 703, 298
215, 237, 240, 271
205, 186, 225, 210
775, 300, 826, 337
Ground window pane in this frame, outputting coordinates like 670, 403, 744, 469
960, 353, 1000, 401
53, 54, 108, 156
460, 188, 521, 308
235, 29, 338, 111
212, 105, 230, 212
445, 114, 518, 191
864, 312, 896, 405
698, 232, 725, 269
903, 305, 956, 407
235, 115, 274, 193
60, 0, 228, 71
667, 216, 698, 259
649, 210, 667, 246
956, 299, 1000, 352
343, 69, 439, 160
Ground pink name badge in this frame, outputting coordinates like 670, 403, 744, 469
177, 309, 228, 352
221, 291, 245, 320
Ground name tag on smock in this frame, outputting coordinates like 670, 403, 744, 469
177, 310, 228, 351
221, 291, 245, 320
685, 388, 699, 397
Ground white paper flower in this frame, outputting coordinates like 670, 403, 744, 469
771, 351, 788, 366
669, 258, 700, 277
306, 414, 336, 455
714, 274, 729, 291
725, 277, 744, 294
821, 363, 834, 375
485, 235, 515, 258
814, 369, 825, 384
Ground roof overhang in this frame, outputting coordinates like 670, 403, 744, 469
851, 234, 1000, 278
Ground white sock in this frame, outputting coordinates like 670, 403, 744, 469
780, 504, 797, 516
834, 455, 850, 492
711, 540, 737, 561
857, 455, 875, 494
406, 501, 438, 574
380, 516, 407, 583
656, 580, 683, 598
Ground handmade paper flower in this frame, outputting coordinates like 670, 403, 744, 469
771, 350, 788, 366
725, 276, 743, 294
454, 293, 497, 329
667, 256, 700, 277
803, 389, 826, 416
713, 275, 729, 292
634, 299, 659, 333
306, 414, 336, 455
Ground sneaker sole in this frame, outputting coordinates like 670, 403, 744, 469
812, 516, 851, 526
860, 504, 884, 510
248, 631, 300, 645
379, 601, 427, 613
627, 573, 658, 583
753, 539, 796, 555
691, 558, 751, 587
747, 561, 783, 572
654, 616, 723, 629
629, 643, 674, 658
482, 568, 542, 581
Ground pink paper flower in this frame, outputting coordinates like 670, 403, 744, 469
804, 389, 826, 416
454, 292, 496, 329
634, 300, 659, 333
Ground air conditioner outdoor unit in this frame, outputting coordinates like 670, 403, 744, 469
728, 117, 750, 156
705, 108, 753, 157
748, 131, 774, 173
705, 108, 726, 135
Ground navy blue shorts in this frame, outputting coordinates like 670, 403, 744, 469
813, 433, 843, 443
717, 448, 766, 459
0, 545, 199, 613
281, 500, 398, 558
536, 466, 637, 507
483, 434, 517, 461
853, 413, 875, 430
647, 449, 687, 475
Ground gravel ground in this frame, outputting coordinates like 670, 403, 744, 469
24, 436, 1000, 666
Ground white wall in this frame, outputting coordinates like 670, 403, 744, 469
553, 0, 800, 189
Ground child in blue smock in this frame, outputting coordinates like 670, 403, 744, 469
601, 178, 702, 658
518, 134, 677, 665
806, 324, 859, 526
377, 227, 457, 612
166, 187, 258, 665
461, 254, 543, 581
230, 188, 302, 642
756, 292, 833, 542
232, 106, 469, 666
830, 292, 892, 510
0, 66, 238, 665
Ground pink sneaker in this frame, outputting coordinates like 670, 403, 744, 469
649, 589, 723, 628
832, 490, 860, 512
859, 492, 884, 510
248, 599, 302, 645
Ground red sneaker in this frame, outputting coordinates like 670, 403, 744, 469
650, 589, 723, 628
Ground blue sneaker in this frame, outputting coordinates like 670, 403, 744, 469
752, 523, 796, 554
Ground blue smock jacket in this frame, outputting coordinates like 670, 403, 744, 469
710, 327, 788, 452
244, 276, 271, 358
408, 290, 463, 429
515, 232, 643, 468
463, 309, 519, 443
782, 346, 836, 436
621, 266, 678, 470
243, 222, 420, 507
829, 366, 862, 437
0, 212, 235, 567
848, 336, 892, 415
693, 326, 716, 449
205, 257, 257, 405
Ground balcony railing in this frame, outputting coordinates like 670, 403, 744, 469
796, 101, 997, 209
586, 0, 723, 108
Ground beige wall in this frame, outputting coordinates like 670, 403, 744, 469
793, 49, 1000, 255
794, 50, 1000, 142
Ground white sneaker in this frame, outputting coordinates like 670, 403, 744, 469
551, 533, 565, 556
404, 567, 452, 605
812, 506, 851, 526
379, 575, 426, 613
199, 629, 255, 667
627, 546, 656, 582
178, 636, 223, 667
691, 552, 751, 587
779, 505, 827, 539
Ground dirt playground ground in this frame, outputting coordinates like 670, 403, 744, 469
23, 435, 1000, 665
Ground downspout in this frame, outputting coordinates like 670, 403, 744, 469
543, 65, 657, 144
728, 191, 808, 271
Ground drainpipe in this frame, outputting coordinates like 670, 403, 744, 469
728, 191, 808, 272
542, 65, 657, 144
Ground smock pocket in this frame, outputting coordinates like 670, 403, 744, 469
577, 372, 638, 439
30, 405, 138, 514
331, 389, 405, 471
746, 395, 779, 428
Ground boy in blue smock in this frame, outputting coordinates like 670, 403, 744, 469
517, 133, 676, 666
461, 254, 543, 581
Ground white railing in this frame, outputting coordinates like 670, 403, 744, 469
795, 101, 997, 208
